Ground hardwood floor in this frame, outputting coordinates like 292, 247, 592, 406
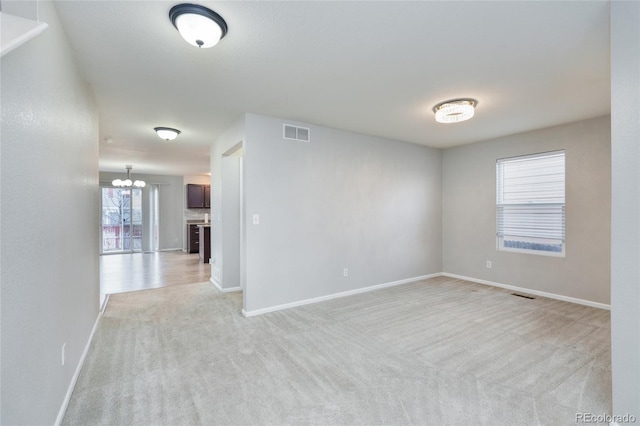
100, 251, 210, 295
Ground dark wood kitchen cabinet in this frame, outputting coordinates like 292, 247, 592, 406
203, 185, 210, 208
187, 224, 200, 253
186, 184, 211, 209
198, 225, 211, 263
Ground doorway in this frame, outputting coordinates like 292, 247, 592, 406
100, 187, 143, 254
220, 143, 244, 291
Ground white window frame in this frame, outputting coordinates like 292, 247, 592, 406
496, 150, 566, 257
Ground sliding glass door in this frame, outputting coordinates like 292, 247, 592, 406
100, 187, 143, 254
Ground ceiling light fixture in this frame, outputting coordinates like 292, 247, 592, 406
112, 165, 146, 188
169, 3, 228, 48
154, 127, 181, 141
433, 98, 478, 124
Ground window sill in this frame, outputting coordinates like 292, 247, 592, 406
498, 246, 565, 258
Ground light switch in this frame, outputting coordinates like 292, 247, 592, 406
253, 214, 260, 225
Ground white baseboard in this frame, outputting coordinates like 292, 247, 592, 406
210, 277, 221, 291
100, 293, 110, 313
210, 277, 241, 293
242, 273, 441, 317
160, 247, 183, 252
55, 312, 102, 426
441, 272, 611, 310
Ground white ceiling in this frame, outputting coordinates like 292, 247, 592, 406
54, 1, 611, 176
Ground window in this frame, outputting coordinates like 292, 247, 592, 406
496, 150, 565, 256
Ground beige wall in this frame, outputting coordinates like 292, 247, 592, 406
443, 116, 611, 304
242, 114, 443, 314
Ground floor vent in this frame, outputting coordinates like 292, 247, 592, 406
283, 124, 310, 142
511, 293, 536, 300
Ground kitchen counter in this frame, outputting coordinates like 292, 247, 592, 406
186, 222, 211, 254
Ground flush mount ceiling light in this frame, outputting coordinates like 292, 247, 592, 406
169, 3, 228, 48
154, 127, 181, 141
112, 165, 146, 188
432, 98, 478, 124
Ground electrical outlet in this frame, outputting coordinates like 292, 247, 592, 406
486, 261, 492, 269
61, 343, 66, 366
343, 268, 349, 277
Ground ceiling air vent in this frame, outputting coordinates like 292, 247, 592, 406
283, 124, 310, 142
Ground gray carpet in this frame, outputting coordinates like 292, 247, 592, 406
63, 277, 611, 425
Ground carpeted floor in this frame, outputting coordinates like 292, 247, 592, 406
62, 276, 611, 425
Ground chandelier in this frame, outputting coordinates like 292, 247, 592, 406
112, 165, 146, 188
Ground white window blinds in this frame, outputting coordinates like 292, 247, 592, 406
496, 150, 565, 255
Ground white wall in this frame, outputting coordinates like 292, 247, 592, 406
221, 156, 242, 289
210, 116, 246, 289
610, 0, 640, 419
442, 116, 611, 305
0, 1, 100, 423
183, 175, 210, 186
242, 113, 442, 313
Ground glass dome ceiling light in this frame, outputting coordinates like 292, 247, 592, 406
169, 3, 228, 48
